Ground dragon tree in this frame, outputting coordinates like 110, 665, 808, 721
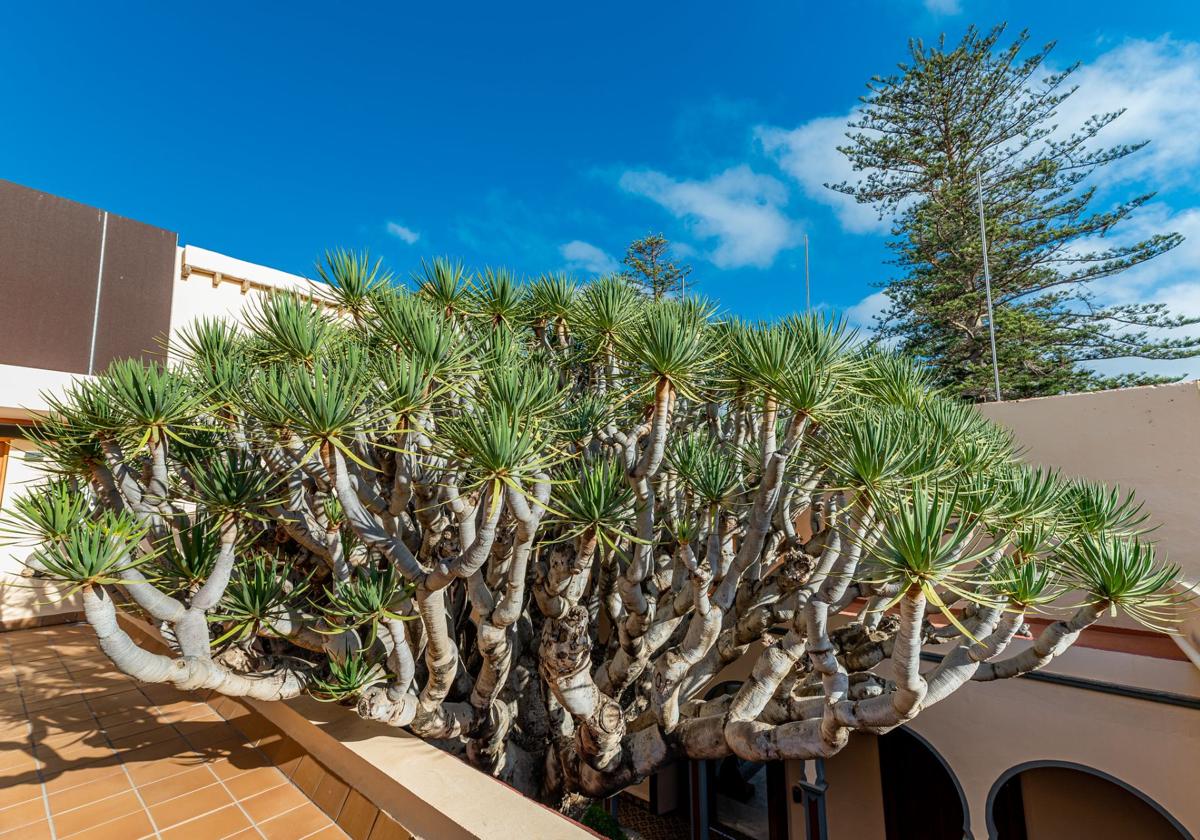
5, 251, 1186, 805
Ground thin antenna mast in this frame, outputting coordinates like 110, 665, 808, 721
976, 171, 1002, 402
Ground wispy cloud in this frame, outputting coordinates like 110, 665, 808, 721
923, 0, 961, 13
560, 240, 619, 275
452, 189, 617, 273
755, 118, 886, 235
839, 290, 899, 349
386, 221, 420, 245
756, 38, 1200, 238
1050, 38, 1200, 188
618, 165, 801, 269
1082, 204, 1200, 380
843, 290, 891, 331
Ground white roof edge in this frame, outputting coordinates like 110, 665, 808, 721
182, 245, 327, 296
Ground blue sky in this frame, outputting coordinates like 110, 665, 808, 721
5, 1, 1200, 374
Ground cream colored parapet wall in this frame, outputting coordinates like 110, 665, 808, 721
978, 381, 1200, 580
277, 695, 595, 840
979, 381, 1200, 659
182, 245, 316, 295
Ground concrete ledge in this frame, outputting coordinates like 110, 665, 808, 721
272, 695, 595, 840
114, 609, 594, 839
0, 608, 83, 632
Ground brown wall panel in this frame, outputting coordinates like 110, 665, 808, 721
91, 213, 177, 370
0, 179, 177, 375
0, 180, 103, 373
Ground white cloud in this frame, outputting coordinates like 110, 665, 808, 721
1086, 205, 1200, 305
838, 290, 900, 349
755, 38, 1200, 238
923, 0, 961, 13
386, 221, 420, 245
618, 165, 801, 269
560, 240, 619, 275
844, 290, 891, 330
1057, 40, 1200, 184
1083, 204, 1200, 380
1049, 38, 1200, 188
671, 241, 698, 260
755, 117, 890, 235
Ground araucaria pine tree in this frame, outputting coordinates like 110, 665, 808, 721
834, 24, 1199, 400
7, 251, 1186, 809
622, 233, 693, 300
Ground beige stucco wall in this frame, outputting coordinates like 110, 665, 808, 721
785, 736, 888, 840
0, 363, 84, 418
903, 655, 1199, 838
779, 622, 1200, 837
980, 382, 1200, 660
0, 437, 82, 622
978, 381, 1200, 582
0, 364, 90, 623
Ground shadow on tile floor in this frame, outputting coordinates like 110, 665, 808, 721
0, 623, 349, 840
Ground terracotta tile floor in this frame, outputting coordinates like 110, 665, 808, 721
0, 623, 349, 839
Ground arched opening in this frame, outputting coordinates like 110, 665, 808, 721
988, 761, 1192, 840
877, 728, 970, 840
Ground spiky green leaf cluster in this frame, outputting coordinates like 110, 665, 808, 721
29, 513, 148, 590
211, 555, 309, 644
309, 650, 388, 703
319, 564, 415, 645
14, 249, 1186, 650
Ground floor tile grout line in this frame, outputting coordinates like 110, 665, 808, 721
30, 655, 118, 776
10, 648, 59, 840
209, 702, 344, 838
6, 634, 337, 840
41, 769, 231, 819
297, 818, 351, 840
171, 712, 269, 839
80, 654, 164, 840
46, 648, 123, 840
52, 807, 159, 840
259, 801, 313, 831
105, 739, 164, 832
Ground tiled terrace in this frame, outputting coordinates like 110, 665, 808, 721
0, 623, 363, 839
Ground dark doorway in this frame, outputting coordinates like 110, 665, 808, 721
991, 772, 1027, 840
878, 728, 967, 840
693, 681, 789, 840
706, 756, 787, 840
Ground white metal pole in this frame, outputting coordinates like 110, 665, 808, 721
976, 172, 1002, 402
